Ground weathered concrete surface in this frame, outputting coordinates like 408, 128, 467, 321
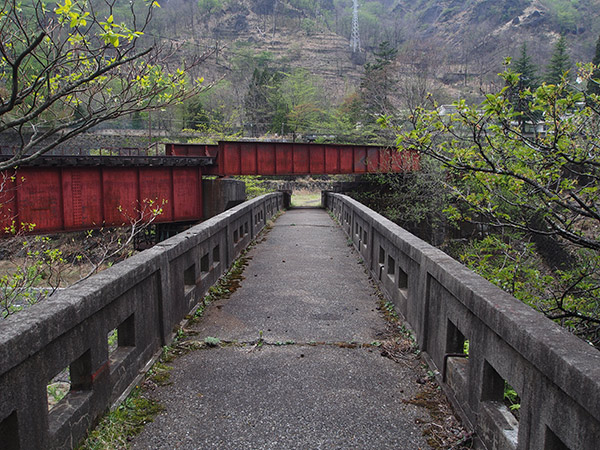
202, 178, 246, 219
192, 208, 385, 343
131, 209, 432, 449
325, 193, 600, 450
0, 193, 284, 450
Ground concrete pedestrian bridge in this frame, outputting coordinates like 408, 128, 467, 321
1, 192, 599, 449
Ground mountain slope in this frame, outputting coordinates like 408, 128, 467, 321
146, 0, 600, 122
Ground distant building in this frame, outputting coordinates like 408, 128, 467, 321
438, 104, 459, 115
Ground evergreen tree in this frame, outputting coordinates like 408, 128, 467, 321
372, 41, 398, 70
509, 43, 540, 131
514, 43, 538, 90
183, 98, 210, 130
545, 35, 572, 85
587, 34, 600, 97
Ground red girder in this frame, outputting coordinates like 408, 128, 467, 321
0, 165, 203, 234
166, 141, 420, 176
0, 141, 418, 234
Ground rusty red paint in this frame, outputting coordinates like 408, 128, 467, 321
0, 141, 418, 235
165, 143, 218, 158
91, 360, 110, 382
0, 166, 203, 234
167, 141, 419, 176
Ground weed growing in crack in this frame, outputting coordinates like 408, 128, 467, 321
257, 330, 264, 348
327, 210, 340, 226
146, 362, 174, 386
382, 301, 399, 320
47, 382, 70, 408
204, 336, 221, 347
187, 255, 251, 325
77, 387, 164, 450
161, 344, 177, 364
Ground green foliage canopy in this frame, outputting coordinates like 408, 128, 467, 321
0, 0, 203, 169
387, 65, 600, 345
395, 66, 600, 250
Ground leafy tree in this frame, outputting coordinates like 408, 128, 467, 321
396, 68, 600, 250
360, 41, 398, 121
587, 34, 600, 97
454, 234, 550, 307
244, 67, 284, 136
198, 0, 222, 15
0, 0, 204, 170
349, 157, 449, 244
1, 198, 165, 318
450, 231, 600, 347
544, 0, 581, 34
277, 69, 326, 136
388, 67, 600, 345
545, 35, 572, 85
327, 91, 380, 143
337, 91, 363, 126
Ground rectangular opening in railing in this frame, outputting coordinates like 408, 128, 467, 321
48, 349, 92, 436
0, 411, 19, 450
108, 313, 136, 374
212, 245, 221, 269
184, 264, 196, 296
479, 361, 519, 450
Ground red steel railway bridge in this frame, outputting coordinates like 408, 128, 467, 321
0, 141, 419, 234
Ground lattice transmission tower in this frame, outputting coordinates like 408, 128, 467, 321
350, 0, 361, 53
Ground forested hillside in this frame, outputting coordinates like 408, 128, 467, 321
128, 0, 600, 138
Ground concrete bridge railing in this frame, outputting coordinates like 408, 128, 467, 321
0, 193, 284, 449
324, 192, 600, 450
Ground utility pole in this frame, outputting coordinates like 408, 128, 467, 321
350, 0, 361, 53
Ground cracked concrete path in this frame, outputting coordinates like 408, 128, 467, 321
132, 208, 432, 449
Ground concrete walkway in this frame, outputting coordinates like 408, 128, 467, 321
132, 208, 432, 449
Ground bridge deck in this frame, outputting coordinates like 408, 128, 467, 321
131, 208, 442, 449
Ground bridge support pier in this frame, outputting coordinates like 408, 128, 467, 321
278, 189, 292, 209
202, 178, 246, 219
